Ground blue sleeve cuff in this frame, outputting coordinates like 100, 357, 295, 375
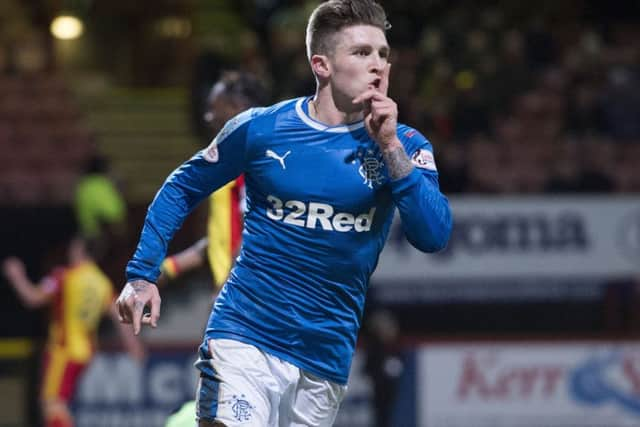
389, 168, 423, 195
125, 262, 160, 284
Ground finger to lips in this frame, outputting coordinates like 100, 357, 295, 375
379, 63, 391, 95
353, 89, 385, 105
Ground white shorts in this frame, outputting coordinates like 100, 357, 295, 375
195, 338, 347, 426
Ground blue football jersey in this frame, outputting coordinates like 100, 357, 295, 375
126, 97, 452, 384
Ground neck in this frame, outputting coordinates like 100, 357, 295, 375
309, 88, 363, 126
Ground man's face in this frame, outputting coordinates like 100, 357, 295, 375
327, 25, 389, 104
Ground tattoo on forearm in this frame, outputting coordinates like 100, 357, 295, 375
382, 146, 414, 180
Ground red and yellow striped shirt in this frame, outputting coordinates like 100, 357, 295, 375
207, 175, 245, 288
43, 261, 114, 362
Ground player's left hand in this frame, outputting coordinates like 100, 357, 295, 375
352, 63, 401, 151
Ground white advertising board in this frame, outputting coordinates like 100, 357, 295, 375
374, 196, 640, 281
418, 342, 640, 427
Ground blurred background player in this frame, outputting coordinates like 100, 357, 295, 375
160, 70, 269, 292
73, 153, 128, 284
73, 153, 127, 248
363, 309, 403, 427
2, 235, 144, 427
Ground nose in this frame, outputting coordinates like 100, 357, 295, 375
369, 53, 386, 74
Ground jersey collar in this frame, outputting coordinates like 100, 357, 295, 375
295, 98, 365, 133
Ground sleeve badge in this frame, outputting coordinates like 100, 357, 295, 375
411, 148, 437, 171
203, 139, 219, 163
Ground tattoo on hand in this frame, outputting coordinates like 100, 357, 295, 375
121, 281, 150, 301
132, 282, 150, 292
382, 146, 414, 180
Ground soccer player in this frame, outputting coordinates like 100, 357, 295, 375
2, 236, 144, 427
160, 71, 268, 291
117, 1, 453, 425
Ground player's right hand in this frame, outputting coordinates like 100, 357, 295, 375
116, 280, 161, 335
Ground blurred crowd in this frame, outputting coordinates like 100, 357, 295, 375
232, 0, 640, 194
1, 0, 639, 200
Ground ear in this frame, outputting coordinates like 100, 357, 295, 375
310, 54, 331, 79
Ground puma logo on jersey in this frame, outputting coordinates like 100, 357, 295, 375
265, 150, 291, 170
266, 195, 376, 232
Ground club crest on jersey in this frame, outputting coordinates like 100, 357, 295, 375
203, 140, 219, 163
411, 149, 437, 171
203, 114, 248, 163
358, 149, 385, 189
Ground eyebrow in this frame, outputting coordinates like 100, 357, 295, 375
351, 43, 391, 54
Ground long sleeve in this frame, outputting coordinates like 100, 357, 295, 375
389, 126, 453, 252
125, 109, 255, 283
390, 168, 452, 252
